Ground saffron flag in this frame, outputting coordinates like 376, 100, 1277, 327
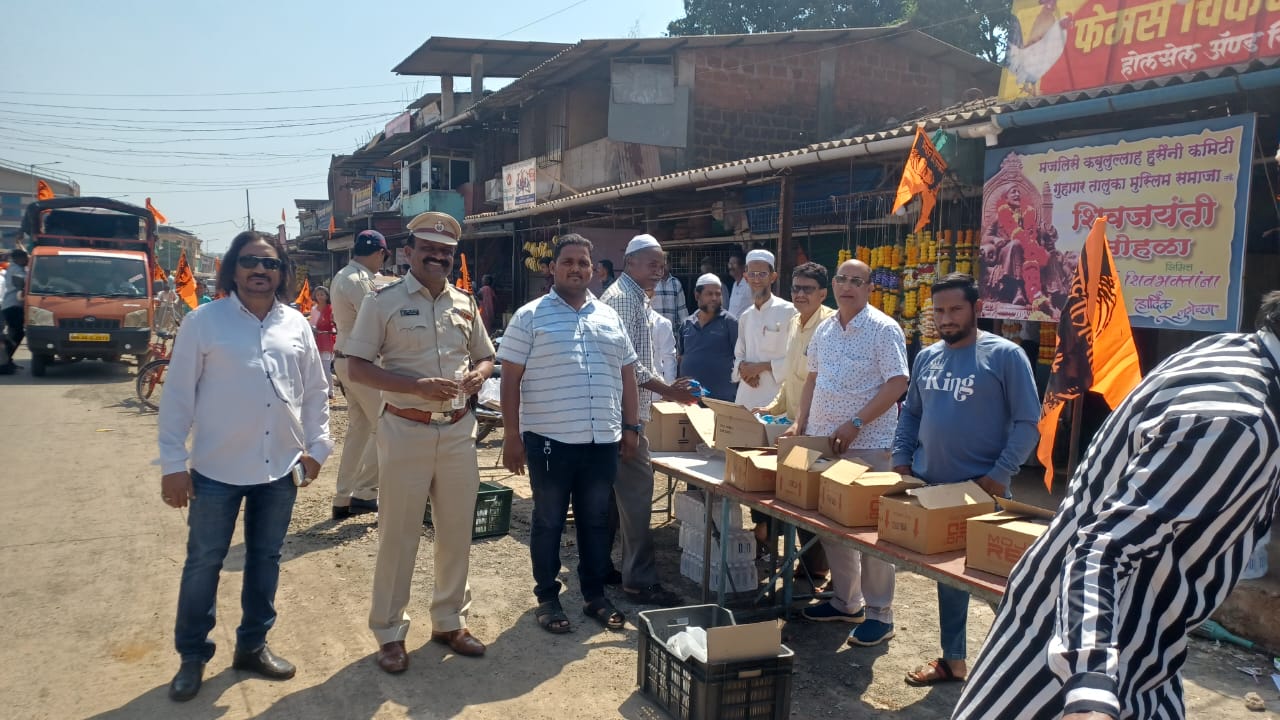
146, 197, 168, 225
281, 208, 287, 223
151, 255, 167, 283
455, 252, 472, 293
891, 125, 948, 232
174, 250, 198, 311
328, 215, 336, 235
1036, 216, 1143, 491
36, 180, 55, 201
214, 258, 225, 299
294, 277, 313, 315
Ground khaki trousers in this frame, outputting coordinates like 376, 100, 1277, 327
823, 448, 897, 623
368, 411, 480, 645
333, 357, 379, 505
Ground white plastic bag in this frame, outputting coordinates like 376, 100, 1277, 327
477, 377, 502, 410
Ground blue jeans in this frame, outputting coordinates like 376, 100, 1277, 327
175, 470, 297, 663
524, 433, 618, 603
938, 583, 969, 660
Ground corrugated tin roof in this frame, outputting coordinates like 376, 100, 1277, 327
457, 27, 998, 116
393, 37, 573, 78
466, 58, 1280, 224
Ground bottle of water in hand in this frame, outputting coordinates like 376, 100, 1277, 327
451, 368, 467, 410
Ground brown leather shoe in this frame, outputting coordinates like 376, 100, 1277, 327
431, 628, 486, 657
376, 640, 408, 674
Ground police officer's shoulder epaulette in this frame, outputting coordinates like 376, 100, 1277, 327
451, 284, 473, 297
373, 279, 403, 294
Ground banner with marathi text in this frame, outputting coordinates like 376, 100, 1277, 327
979, 114, 1254, 332
999, 0, 1280, 100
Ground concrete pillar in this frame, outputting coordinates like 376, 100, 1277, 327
470, 54, 484, 105
441, 75, 455, 119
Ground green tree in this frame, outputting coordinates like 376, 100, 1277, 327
667, 0, 1008, 63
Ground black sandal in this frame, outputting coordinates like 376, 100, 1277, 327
536, 599, 571, 634
583, 597, 625, 630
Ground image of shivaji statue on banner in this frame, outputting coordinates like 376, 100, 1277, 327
977, 114, 1254, 333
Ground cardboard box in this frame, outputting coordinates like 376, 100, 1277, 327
819, 463, 924, 528
878, 481, 995, 554
706, 619, 785, 663
965, 499, 1055, 577
646, 401, 695, 452
723, 447, 779, 492
701, 398, 790, 450
774, 436, 839, 510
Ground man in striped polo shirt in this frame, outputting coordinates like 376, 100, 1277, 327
499, 234, 641, 634
954, 291, 1280, 720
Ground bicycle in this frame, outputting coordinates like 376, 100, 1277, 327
135, 331, 175, 410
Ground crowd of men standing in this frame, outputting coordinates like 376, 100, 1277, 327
152, 216, 1280, 719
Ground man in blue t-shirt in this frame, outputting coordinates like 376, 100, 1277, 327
892, 273, 1040, 688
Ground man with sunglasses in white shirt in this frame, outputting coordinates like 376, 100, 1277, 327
158, 231, 333, 702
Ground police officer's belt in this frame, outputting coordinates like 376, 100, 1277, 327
385, 404, 469, 426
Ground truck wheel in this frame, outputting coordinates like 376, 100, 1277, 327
30, 354, 51, 377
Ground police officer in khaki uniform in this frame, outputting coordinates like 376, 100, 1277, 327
344, 212, 495, 674
329, 229, 388, 519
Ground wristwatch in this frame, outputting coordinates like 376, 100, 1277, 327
850, 417, 864, 429
623, 423, 643, 434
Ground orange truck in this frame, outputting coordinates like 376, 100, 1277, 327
18, 197, 159, 377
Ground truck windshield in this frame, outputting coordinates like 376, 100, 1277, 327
28, 255, 149, 298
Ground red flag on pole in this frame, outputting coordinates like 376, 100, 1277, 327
1036, 217, 1143, 491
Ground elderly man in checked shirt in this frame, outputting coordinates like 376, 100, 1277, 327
600, 234, 699, 606
954, 291, 1280, 720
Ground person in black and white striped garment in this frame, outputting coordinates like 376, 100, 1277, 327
953, 290, 1280, 720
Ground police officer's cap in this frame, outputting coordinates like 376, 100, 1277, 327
407, 212, 461, 247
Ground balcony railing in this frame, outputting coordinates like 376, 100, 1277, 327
401, 189, 465, 222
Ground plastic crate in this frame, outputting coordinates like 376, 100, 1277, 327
673, 491, 744, 530
679, 552, 760, 594
423, 481, 512, 539
638, 605, 794, 720
678, 526, 756, 563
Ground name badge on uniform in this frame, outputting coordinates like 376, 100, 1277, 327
400, 308, 420, 316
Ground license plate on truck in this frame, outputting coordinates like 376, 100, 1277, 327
69, 333, 110, 342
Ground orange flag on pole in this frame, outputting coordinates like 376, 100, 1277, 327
146, 197, 168, 225
174, 250, 198, 310
151, 254, 167, 283
281, 208, 287, 223
294, 277, 313, 315
455, 252, 472, 293
891, 125, 948, 232
328, 215, 336, 235
1036, 217, 1143, 491
36, 180, 55, 201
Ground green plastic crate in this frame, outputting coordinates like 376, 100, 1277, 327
423, 481, 513, 539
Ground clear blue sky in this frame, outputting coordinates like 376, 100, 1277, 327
0, 0, 686, 254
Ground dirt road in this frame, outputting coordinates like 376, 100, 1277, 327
1, 352, 1274, 719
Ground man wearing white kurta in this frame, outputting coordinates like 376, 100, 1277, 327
733, 249, 797, 409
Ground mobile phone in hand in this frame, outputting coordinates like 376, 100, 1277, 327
291, 463, 307, 487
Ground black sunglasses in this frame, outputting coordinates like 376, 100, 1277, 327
237, 255, 283, 271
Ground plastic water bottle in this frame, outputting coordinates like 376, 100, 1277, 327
1242, 530, 1271, 580
688, 379, 711, 398
759, 415, 775, 424
451, 368, 467, 410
